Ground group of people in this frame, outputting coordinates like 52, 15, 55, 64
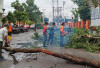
43, 22, 67, 48
0, 22, 12, 59
0, 21, 67, 58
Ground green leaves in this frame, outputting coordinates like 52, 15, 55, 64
65, 28, 100, 53
10, 0, 42, 25
71, 9, 79, 22
14, 11, 29, 22
72, 0, 91, 21
11, 0, 21, 11
25, 0, 42, 23
91, 0, 99, 8
6, 11, 16, 23
1, 17, 8, 24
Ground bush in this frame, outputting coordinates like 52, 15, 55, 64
36, 23, 43, 29
65, 28, 99, 53
32, 32, 43, 40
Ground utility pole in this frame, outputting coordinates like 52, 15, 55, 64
63, 1, 65, 22
59, 7, 62, 18
52, 0, 54, 21
42, 9, 46, 24
52, 0, 59, 22
57, 0, 59, 18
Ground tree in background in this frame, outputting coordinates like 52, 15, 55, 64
1, 17, 8, 24
71, 8, 79, 22
26, 20, 33, 25
6, 11, 16, 23
14, 11, 29, 23
23, 0, 42, 23
11, 0, 21, 11
11, 0, 42, 28
72, 0, 91, 22
87, 0, 100, 8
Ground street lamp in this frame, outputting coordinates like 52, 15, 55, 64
2, 8, 5, 13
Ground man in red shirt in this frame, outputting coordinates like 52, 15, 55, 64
60, 22, 67, 47
43, 22, 48, 47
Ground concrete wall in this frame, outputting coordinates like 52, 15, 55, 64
91, 6, 100, 26
91, 19, 100, 26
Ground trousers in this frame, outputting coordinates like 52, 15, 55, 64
60, 35, 64, 47
48, 34, 54, 45
0, 41, 3, 57
43, 34, 47, 47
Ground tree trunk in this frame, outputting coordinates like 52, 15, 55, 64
2, 47, 100, 68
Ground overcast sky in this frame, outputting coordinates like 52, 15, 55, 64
4, 0, 78, 20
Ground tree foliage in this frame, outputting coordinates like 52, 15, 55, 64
72, 0, 91, 21
6, 11, 16, 23
87, 0, 100, 8
1, 17, 8, 24
11, 0, 42, 24
71, 9, 78, 22
26, 20, 33, 25
24, 0, 42, 23
11, 0, 21, 11
14, 11, 29, 22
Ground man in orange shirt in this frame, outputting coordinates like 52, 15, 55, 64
60, 22, 67, 47
7, 22, 12, 41
43, 22, 48, 47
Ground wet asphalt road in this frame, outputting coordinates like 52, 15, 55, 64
0, 30, 92, 68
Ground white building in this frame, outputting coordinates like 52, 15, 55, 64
87, 0, 100, 26
91, 6, 100, 26
0, 0, 3, 26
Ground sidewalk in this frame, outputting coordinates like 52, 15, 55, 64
47, 47, 100, 62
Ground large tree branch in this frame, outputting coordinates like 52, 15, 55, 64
2, 47, 100, 68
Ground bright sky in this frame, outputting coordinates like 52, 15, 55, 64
4, 0, 78, 20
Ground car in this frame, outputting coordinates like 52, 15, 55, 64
12, 25, 20, 34
24, 25, 30, 32
30, 24, 35, 29
19, 26, 25, 33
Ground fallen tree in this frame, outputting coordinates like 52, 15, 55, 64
2, 47, 100, 68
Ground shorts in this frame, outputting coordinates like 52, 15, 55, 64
8, 32, 12, 36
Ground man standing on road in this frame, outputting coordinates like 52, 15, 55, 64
7, 21, 12, 41
60, 22, 67, 47
43, 22, 48, 47
0, 24, 9, 58
48, 22, 55, 46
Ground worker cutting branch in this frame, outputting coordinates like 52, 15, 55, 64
60, 22, 67, 47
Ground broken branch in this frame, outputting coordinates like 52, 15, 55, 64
2, 47, 100, 68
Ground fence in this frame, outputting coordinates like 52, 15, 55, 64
67, 20, 91, 30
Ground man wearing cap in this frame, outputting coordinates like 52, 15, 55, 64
60, 22, 67, 47
0, 24, 9, 58
48, 22, 55, 45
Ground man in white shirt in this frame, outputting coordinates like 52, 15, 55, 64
0, 24, 9, 58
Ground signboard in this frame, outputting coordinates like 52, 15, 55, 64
44, 18, 49, 22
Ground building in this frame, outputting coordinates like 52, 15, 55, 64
87, 0, 100, 26
91, 6, 100, 26
0, 0, 3, 26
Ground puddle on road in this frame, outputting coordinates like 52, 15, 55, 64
17, 41, 43, 48
17, 42, 33, 47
